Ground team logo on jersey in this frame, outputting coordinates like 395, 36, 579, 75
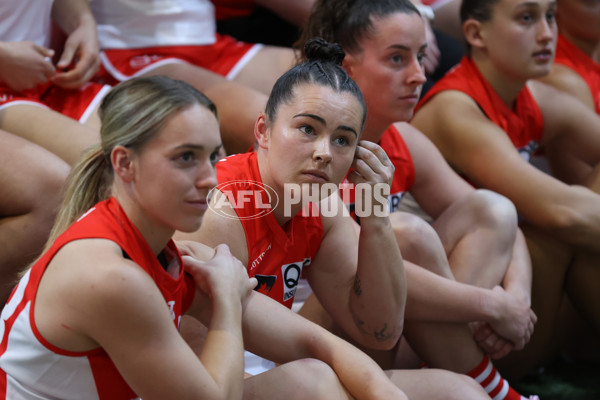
209, 180, 279, 220
130, 54, 163, 69
254, 274, 277, 292
281, 258, 311, 302
518, 140, 540, 162
388, 192, 405, 213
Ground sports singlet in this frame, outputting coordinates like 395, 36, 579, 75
216, 152, 324, 308
554, 33, 600, 115
416, 56, 544, 162
0, 197, 195, 399
341, 125, 416, 222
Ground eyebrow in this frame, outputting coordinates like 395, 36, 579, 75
388, 43, 428, 52
173, 143, 205, 151
172, 143, 223, 153
294, 113, 358, 137
515, 1, 557, 9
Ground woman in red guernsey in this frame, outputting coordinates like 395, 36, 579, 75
413, 0, 600, 380
178, 36, 515, 398
294, 2, 537, 399
537, 0, 600, 114
0, 76, 408, 400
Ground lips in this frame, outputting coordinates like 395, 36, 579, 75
533, 48, 553, 58
302, 169, 330, 182
187, 198, 208, 209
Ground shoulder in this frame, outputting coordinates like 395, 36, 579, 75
48, 239, 161, 306
536, 65, 596, 112
36, 239, 165, 348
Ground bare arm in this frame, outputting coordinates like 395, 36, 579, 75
50, 0, 100, 88
241, 290, 407, 400
536, 64, 597, 113
412, 89, 600, 252
307, 141, 406, 350
529, 80, 600, 185
39, 240, 252, 400
398, 121, 474, 219
403, 260, 535, 350
0, 41, 55, 91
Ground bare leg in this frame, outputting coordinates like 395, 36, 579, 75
386, 368, 490, 400
0, 131, 69, 303
433, 189, 516, 288
244, 359, 357, 400
389, 211, 455, 279
299, 295, 491, 399
232, 45, 297, 95
0, 105, 99, 165
565, 251, 600, 334
495, 222, 573, 380
142, 63, 267, 155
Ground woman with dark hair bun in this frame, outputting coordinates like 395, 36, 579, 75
297, 2, 539, 399
179, 36, 496, 399
0, 75, 409, 400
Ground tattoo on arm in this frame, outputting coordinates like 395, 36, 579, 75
374, 323, 393, 342
353, 276, 362, 296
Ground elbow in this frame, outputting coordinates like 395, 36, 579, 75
354, 315, 404, 351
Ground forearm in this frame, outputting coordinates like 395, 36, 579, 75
243, 292, 405, 399
199, 298, 245, 400
502, 229, 532, 305
308, 330, 407, 400
404, 261, 499, 324
352, 216, 406, 348
51, 0, 96, 34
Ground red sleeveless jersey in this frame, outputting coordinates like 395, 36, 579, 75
417, 56, 544, 161
0, 197, 195, 399
216, 152, 324, 308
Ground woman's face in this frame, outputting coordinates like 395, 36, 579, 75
556, 0, 600, 41
478, 0, 558, 80
343, 12, 427, 130
259, 83, 364, 200
131, 104, 222, 233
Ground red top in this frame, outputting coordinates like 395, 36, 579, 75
216, 152, 324, 308
0, 197, 194, 399
416, 56, 544, 161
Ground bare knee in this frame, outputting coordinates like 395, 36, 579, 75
390, 211, 452, 277
390, 211, 439, 251
468, 189, 518, 234
245, 359, 350, 400
287, 359, 348, 400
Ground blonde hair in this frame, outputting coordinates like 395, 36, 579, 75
45, 76, 218, 249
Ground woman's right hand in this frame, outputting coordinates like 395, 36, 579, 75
183, 244, 257, 305
485, 285, 537, 352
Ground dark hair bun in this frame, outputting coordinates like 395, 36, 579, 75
304, 37, 345, 65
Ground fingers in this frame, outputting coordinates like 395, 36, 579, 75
348, 141, 394, 185
53, 39, 100, 89
33, 44, 55, 59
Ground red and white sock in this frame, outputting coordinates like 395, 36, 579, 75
467, 356, 538, 400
